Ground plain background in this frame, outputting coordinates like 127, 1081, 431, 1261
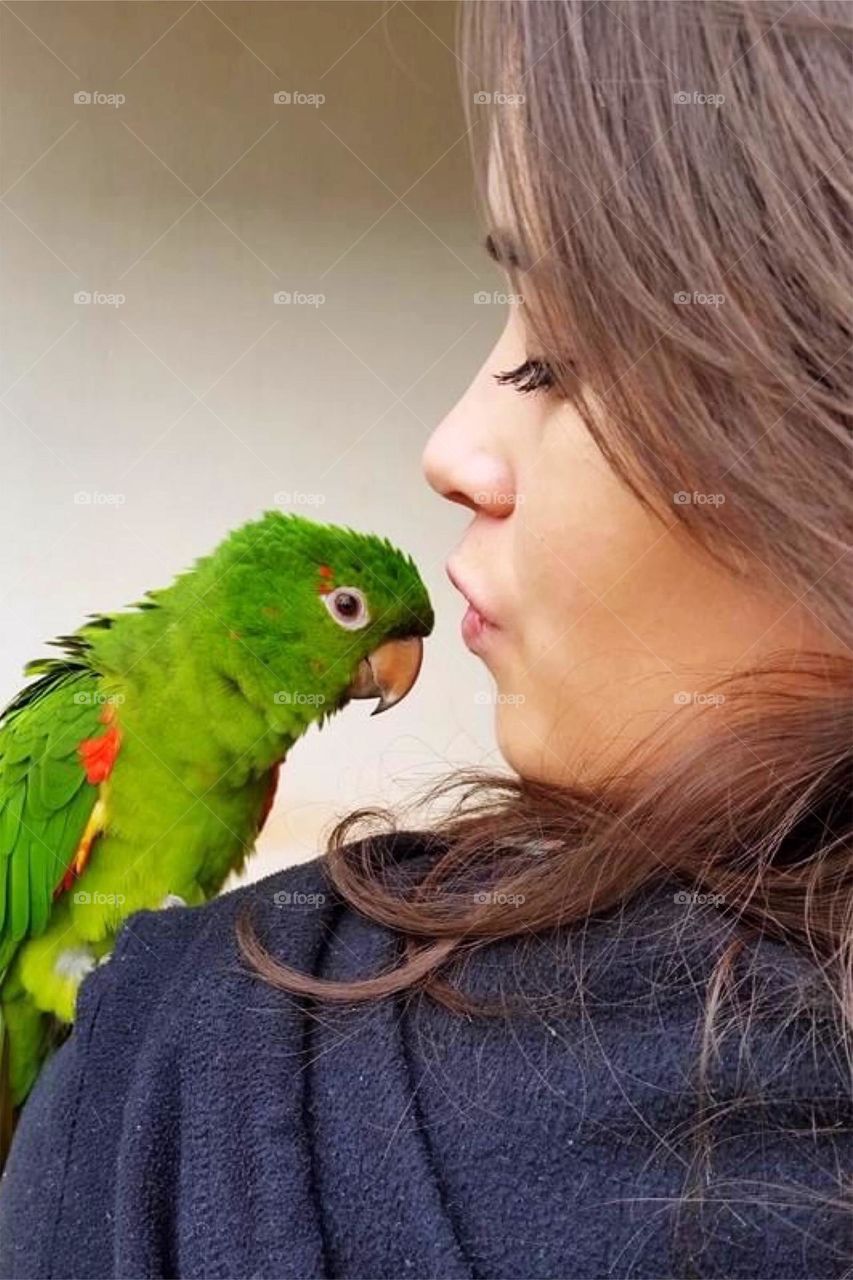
0, 0, 509, 882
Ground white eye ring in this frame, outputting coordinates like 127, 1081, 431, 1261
322, 585, 370, 630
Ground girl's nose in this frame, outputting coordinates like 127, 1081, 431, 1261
421, 435, 516, 516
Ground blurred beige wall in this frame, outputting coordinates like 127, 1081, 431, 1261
0, 1, 509, 881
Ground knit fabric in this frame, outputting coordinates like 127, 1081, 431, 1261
0, 831, 849, 1279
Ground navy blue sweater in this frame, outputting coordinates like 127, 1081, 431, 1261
0, 832, 850, 1279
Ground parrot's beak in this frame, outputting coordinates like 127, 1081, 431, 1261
347, 636, 424, 716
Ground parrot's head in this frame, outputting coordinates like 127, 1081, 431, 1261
198, 511, 435, 736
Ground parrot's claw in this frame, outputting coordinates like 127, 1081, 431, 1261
160, 894, 187, 909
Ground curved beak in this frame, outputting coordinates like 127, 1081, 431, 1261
346, 636, 424, 716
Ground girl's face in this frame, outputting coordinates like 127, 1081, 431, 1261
421, 277, 831, 786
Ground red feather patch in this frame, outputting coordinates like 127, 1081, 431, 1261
78, 723, 122, 785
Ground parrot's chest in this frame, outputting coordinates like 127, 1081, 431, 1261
88, 758, 282, 904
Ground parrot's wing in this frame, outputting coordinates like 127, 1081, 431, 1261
0, 667, 111, 978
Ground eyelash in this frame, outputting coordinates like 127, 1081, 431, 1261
493, 358, 557, 395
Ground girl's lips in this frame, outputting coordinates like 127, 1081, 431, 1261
446, 562, 500, 653
445, 562, 499, 629
461, 603, 495, 652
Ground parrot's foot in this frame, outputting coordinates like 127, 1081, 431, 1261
160, 894, 187, 909
19, 926, 102, 1023
53, 945, 96, 984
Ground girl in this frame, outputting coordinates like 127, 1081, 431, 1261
1, 3, 850, 1276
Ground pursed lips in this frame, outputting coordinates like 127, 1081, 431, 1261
445, 561, 500, 629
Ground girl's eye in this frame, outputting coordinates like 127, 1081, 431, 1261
493, 357, 557, 395
323, 586, 370, 630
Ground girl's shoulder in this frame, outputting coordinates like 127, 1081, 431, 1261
1, 837, 847, 1280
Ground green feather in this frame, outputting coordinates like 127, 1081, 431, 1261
0, 673, 104, 960
0, 785, 24, 861
9, 832, 29, 943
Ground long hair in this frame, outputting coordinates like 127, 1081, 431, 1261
237, 0, 852, 1267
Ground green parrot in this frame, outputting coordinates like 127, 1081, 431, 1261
0, 510, 433, 1161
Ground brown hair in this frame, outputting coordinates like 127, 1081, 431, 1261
237, 0, 852, 1265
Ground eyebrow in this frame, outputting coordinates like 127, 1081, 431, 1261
483, 230, 526, 270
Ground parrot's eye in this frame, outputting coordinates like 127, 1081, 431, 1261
323, 586, 370, 630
